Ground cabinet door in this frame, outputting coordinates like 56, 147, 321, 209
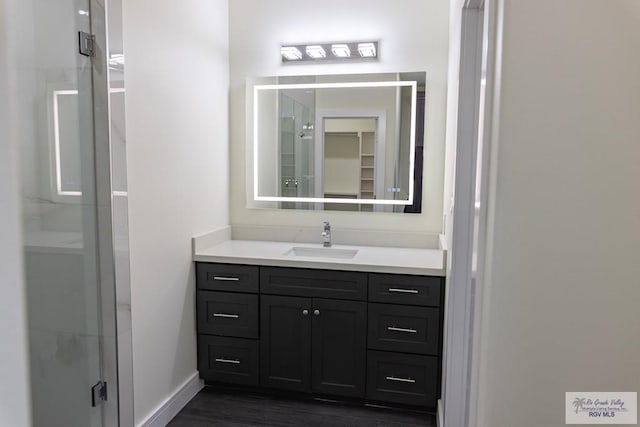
311, 299, 367, 397
260, 295, 311, 391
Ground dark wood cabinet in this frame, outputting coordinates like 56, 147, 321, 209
196, 264, 261, 386
367, 303, 440, 355
366, 350, 439, 406
197, 291, 258, 339
196, 262, 444, 409
260, 295, 367, 398
198, 335, 259, 386
368, 273, 442, 307
365, 273, 444, 408
311, 298, 366, 397
197, 263, 259, 293
260, 295, 311, 391
261, 267, 367, 300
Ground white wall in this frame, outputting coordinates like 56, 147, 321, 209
443, 0, 465, 250
230, 0, 449, 233
324, 134, 360, 195
123, 0, 229, 423
476, 2, 640, 426
0, 1, 32, 425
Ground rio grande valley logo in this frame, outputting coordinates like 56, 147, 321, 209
566, 392, 637, 424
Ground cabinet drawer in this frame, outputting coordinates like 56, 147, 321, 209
368, 303, 440, 355
368, 273, 442, 307
261, 267, 367, 300
366, 350, 438, 407
198, 335, 259, 386
197, 291, 258, 339
196, 263, 259, 293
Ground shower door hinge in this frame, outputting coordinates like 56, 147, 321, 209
91, 381, 108, 407
78, 31, 96, 57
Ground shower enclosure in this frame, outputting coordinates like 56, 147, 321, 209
279, 91, 315, 209
15, 0, 131, 425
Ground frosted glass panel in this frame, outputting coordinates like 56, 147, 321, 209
19, 0, 107, 425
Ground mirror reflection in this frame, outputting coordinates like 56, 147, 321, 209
250, 72, 426, 213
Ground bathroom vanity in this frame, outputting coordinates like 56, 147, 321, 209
194, 236, 445, 409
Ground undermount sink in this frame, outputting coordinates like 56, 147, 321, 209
284, 246, 358, 260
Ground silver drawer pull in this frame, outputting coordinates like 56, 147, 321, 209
387, 326, 418, 334
212, 313, 239, 319
213, 276, 240, 281
215, 358, 240, 364
386, 376, 416, 383
388, 288, 419, 294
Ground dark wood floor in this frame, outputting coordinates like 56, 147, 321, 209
169, 386, 436, 427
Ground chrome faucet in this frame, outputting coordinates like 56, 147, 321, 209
322, 221, 331, 247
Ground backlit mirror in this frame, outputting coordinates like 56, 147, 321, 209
247, 72, 425, 213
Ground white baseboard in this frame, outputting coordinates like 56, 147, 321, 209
137, 372, 204, 427
437, 399, 444, 427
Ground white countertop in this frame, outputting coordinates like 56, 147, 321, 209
194, 239, 446, 276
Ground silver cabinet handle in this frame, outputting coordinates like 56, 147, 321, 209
388, 288, 419, 294
213, 276, 240, 281
313, 309, 320, 316
213, 313, 239, 318
387, 326, 418, 334
386, 376, 416, 383
215, 358, 240, 364
302, 309, 309, 316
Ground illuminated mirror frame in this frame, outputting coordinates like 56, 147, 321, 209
253, 80, 417, 205
49, 87, 127, 202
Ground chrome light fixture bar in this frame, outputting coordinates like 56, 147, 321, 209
357, 42, 376, 58
305, 45, 326, 59
281, 41, 378, 63
331, 44, 351, 58
280, 46, 303, 60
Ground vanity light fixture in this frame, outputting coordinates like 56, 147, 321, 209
280, 46, 303, 61
305, 45, 326, 59
331, 44, 351, 58
357, 42, 377, 58
281, 41, 378, 63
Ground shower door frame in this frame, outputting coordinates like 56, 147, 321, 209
90, 0, 133, 425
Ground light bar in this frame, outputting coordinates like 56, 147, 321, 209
331, 44, 351, 58
305, 45, 326, 59
357, 42, 377, 58
281, 41, 378, 63
280, 46, 302, 61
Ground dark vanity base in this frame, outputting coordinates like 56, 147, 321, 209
196, 262, 445, 411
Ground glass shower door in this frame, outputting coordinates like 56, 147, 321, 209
20, 1, 111, 425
